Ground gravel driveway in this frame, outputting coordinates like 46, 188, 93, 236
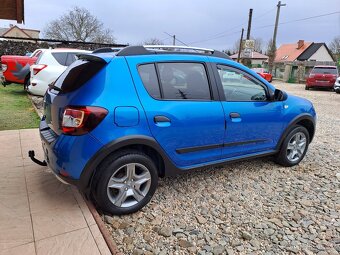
104, 82, 337, 254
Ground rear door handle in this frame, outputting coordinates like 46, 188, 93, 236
229, 112, 240, 118
154, 115, 171, 127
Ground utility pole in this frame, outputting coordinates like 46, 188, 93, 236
173, 35, 176, 46
273, 1, 286, 48
269, 1, 286, 73
246, 9, 253, 40
237, 28, 244, 63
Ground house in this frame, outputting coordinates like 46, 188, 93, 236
0, 25, 40, 40
275, 40, 334, 62
273, 40, 335, 82
230, 51, 269, 66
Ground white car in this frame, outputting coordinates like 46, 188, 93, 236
28, 48, 90, 96
335, 76, 340, 94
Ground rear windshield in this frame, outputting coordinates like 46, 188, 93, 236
54, 59, 105, 93
311, 67, 338, 74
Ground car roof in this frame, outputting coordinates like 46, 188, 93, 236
313, 65, 337, 68
49, 48, 90, 53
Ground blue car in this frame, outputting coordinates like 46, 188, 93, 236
30, 46, 316, 215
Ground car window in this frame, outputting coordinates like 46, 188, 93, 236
138, 64, 161, 99
65, 53, 79, 66
217, 65, 267, 101
311, 67, 338, 75
52, 52, 68, 66
157, 63, 211, 100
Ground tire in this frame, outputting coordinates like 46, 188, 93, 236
275, 125, 310, 167
92, 150, 158, 215
269, 77, 272, 83
24, 75, 30, 91
305, 85, 309, 90
336, 90, 340, 94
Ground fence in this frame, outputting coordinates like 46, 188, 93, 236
273, 61, 337, 83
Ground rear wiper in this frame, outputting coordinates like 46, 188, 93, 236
48, 82, 62, 92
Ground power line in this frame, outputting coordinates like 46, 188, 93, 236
190, 10, 339, 45
253, 11, 340, 31
190, 7, 276, 45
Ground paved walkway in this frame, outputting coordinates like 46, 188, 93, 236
0, 129, 111, 255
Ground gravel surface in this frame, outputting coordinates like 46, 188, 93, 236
103, 81, 340, 255
28, 82, 340, 254
30, 81, 337, 254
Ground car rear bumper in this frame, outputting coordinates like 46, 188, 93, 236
306, 82, 334, 88
39, 118, 103, 189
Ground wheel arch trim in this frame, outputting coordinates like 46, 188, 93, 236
78, 135, 179, 194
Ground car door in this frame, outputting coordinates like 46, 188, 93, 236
127, 58, 225, 168
214, 64, 285, 159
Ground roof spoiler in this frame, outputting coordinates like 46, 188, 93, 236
77, 53, 112, 63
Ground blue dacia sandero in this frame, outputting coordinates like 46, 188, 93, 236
29, 45, 316, 215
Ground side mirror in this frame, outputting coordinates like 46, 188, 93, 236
273, 89, 287, 101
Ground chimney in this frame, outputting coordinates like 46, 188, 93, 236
297, 40, 304, 49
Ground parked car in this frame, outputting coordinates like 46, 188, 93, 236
28, 48, 90, 96
251, 68, 273, 82
29, 45, 316, 215
334, 76, 340, 94
1, 49, 45, 88
305, 65, 338, 90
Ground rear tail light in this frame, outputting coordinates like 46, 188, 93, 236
33, 64, 47, 75
1, 64, 7, 72
61, 106, 108, 135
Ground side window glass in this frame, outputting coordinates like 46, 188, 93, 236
65, 53, 78, 66
52, 53, 68, 66
157, 63, 211, 100
217, 65, 267, 101
138, 64, 161, 99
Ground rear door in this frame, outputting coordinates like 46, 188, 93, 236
127, 57, 225, 168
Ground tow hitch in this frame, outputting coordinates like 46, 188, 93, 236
28, 150, 47, 166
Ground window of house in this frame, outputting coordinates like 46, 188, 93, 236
217, 65, 267, 101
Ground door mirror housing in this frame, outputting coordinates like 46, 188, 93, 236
272, 89, 287, 101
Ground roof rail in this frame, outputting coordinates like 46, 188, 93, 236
116, 45, 231, 60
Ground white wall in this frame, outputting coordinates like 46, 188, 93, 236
309, 45, 334, 62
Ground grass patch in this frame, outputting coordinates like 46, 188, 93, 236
0, 84, 40, 130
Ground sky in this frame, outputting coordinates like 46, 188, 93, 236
1, 0, 339, 51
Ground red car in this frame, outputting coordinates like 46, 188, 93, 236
305, 65, 338, 90
1, 49, 44, 87
251, 68, 273, 82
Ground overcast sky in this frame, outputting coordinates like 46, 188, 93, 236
1, 0, 339, 51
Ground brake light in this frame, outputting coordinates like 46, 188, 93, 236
1, 64, 7, 72
33, 64, 47, 75
61, 106, 108, 135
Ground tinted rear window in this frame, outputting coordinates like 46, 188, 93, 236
52, 53, 68, 66
138, 64, 161, 99
54, 59, 105, 93
312, 67, 338, 74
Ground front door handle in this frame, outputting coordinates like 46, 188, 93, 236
154, 116, 171, 123
229, 112, 240, 118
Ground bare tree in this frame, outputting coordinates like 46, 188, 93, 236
267, 39, 276, 74
253, 37, 263, 53
328, 36, 340, 54
44, 7, 115, 43
141, 38, 164, 45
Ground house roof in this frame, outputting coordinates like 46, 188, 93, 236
230, 51, 268, 59
275, 41, 312, 62
0, 25, 40, 38
297, 43, 334, 61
